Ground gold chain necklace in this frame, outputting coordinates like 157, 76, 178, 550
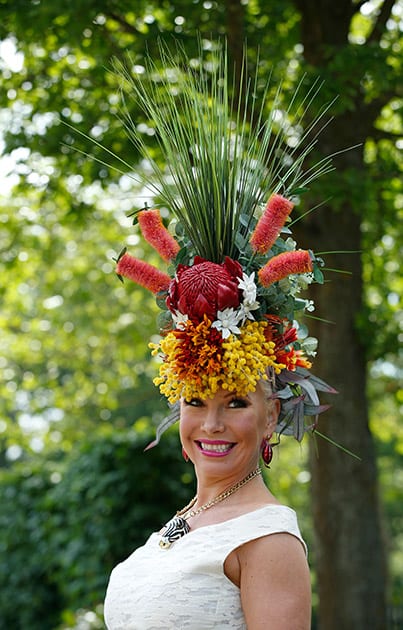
159, 467, 262, 549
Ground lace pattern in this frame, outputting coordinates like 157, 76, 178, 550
104, 504, 306, 630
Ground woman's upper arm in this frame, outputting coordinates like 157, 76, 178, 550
238, 533, 311, 630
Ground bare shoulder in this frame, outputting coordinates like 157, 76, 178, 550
238, 529, 308, 567
237, 533, 311, 630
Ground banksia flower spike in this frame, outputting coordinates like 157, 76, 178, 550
138, 208, 180, 262
250, 194, 294, 254
258, 250, 313, 287
116, 252, 171, 294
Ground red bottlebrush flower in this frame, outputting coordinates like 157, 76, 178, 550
166, 256, 243, 321
250, 194, 294, 254
116, 252, 171, 294
258, 250, 313, 287
138, 208, 180, 262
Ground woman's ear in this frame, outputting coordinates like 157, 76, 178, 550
266, 398, 280, 435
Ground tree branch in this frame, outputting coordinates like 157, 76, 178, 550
367, 0, 396, 44
224, 0, 246, 93
105, 11, 138, 36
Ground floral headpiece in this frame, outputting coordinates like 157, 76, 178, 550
113, 42, 337, 445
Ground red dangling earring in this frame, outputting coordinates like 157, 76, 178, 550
261, 436, 273, 468
182, 447, 189, 462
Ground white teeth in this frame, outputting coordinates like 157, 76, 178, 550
200, 442, 232, 453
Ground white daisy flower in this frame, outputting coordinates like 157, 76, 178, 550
238, 272, 258, 305
238, 303, 259, 324
172, 310, 189, 329
211, 308, 242, 339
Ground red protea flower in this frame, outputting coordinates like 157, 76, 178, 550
166, 256, 243, 321
116, 252, 171, 294
259, 250, 313, 287
250, 194, 294, 254
138, 208, 180, 262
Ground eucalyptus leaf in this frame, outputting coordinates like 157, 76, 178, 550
294, 298, 309, 311
313, 266, 325, 284
175, 247, 192, 265
296, 323, 309, 338
155, 293, 169, 309
156, 310, 172, 330
302, 336, 318, 354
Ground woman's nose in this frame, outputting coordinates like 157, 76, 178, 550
201, 408, 224, 433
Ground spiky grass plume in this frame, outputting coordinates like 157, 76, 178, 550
111, 41, 335, 263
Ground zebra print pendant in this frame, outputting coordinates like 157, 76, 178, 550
159, 516, 191, 549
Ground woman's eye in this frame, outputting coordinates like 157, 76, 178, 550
228, 398, 248, 408
185, 398, 203, 407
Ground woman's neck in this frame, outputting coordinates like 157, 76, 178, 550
193, 466, 267, 508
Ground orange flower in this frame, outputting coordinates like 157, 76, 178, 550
171, 316, 223, 379
258, 250, 313, 287
250, 194, 294, 254
138, 208, 180, 262
116, 252, 171, 294
275, 347, 312, 371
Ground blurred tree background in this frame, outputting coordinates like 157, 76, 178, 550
0, 1, 401, 629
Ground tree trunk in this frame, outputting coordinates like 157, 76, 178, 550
293, 0, 389, 622
305, 174, 388, 628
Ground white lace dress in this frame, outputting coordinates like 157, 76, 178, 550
104, 504, 306, 630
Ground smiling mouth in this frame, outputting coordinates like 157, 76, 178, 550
196, 441, 235, 455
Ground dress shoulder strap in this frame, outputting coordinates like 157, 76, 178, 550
193, 504, 307, 562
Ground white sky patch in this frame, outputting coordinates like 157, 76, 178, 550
0, 40, 26, 191
0, 38, 24, 72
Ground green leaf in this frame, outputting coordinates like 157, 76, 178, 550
156, 310, 172, 330
313, 266, 325, 284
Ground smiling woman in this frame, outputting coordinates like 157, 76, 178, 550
105, 384, 312, 630
103, 40, 336, 629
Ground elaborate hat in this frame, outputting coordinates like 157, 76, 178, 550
113, 42, 337, 446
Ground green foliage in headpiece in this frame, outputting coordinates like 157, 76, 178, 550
112, 40, 335, 263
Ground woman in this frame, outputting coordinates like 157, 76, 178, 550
104, 42, 336, 629
104, 385, 311, 629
